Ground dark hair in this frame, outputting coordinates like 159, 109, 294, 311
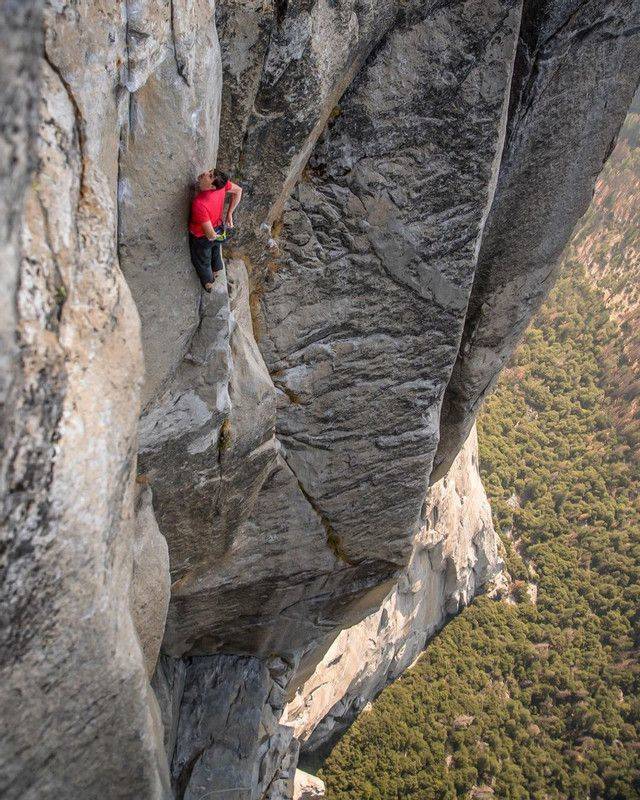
212, 168, 229, 189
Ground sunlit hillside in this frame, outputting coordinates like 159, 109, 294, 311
569, 103, 640, 456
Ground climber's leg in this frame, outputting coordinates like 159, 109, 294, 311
189, 232, 215, 291
211, 240, 224, 277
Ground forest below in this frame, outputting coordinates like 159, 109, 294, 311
318, 109, 640, 799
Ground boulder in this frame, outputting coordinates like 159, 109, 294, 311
293, 770, 325, 800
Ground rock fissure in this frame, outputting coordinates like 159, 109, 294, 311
280, 448, 356, 567
274, 0, 289, 27
170, 0, 190, 86
41, 49, 86, 202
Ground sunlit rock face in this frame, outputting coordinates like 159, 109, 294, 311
1, 3, 169, 798
118, 0, 222, 407
282, 427, 502, 757
293, 770, 326, 800
2, 1, 639, 798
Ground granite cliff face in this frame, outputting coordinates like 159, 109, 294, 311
1, 2, 639, 799
282, 426, 502, 761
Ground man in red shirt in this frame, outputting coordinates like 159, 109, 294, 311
189, 168, 243, 292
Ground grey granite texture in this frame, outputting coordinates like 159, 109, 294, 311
1, 2, 170, 797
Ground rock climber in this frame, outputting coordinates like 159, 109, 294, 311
189, 168, 243, 292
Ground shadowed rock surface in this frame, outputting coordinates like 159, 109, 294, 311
167, 655, 297, 800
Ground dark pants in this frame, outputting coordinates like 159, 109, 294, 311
189, 232, 224, 288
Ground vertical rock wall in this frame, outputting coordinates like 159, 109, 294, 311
118, 0, 222, 406
215, 0, 401, 237
160, 654, 297, 800
1, 2, 169, 797
154, 426, 501, 799
146, 0, 640, 787
156, 0, 521, 668
255, 0, 520, 569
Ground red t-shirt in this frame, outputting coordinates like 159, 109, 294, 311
189, 181, 232, 237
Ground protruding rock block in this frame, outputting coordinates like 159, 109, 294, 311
132, 484, 171, 678
432, 0, 640, 481
293, 770, 326, 800
283, 427, 502, 755
255, 0, 521, 575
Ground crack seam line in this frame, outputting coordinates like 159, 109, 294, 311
170, 0, 190, 86
278, 446, 356, 567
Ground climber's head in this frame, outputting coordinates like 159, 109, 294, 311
197, 168, 229, 192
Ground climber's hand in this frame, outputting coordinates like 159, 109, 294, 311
225, 212, 234, 229
202, 220, 217, 241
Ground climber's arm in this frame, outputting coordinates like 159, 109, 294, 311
225, 182, 242, 228
192, 198, 218, 241
201, 220, 217, 241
